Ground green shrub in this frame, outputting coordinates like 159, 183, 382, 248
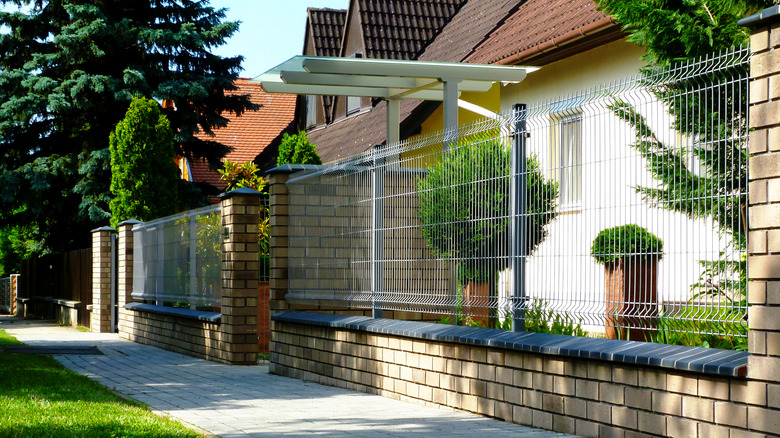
591, 224, 663, 265
277, 132, 322, 166
416, 131, 558, 283
109, 97, 179, 227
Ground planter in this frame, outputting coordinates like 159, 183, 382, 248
463, 282, 490, 327
604, 258, 658, 341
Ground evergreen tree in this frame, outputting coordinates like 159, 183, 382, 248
0, 0, 255, 261
277, 132, 322, 166
109, 97, 179, 228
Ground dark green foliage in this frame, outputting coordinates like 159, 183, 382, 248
0, 1, 254, 261
523, 299, 587, 337
109, 97, 179, 227
595, 0, 771, 65
416, 131, 558, 283
591, 224, 663, 265
276, 132, 322, 166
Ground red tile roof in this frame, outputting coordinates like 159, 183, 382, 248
308, 8, 347, 57
190, 78, 296, 189
356, 0, 467, 60
466, 0, 617, 65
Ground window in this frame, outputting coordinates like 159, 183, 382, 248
559, 115, 582, 206
346, 53, 363, 115
305, 95, 317, 128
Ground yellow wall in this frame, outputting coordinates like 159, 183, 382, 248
499, 39, 645, 112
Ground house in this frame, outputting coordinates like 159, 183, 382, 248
183, 78, 296, 191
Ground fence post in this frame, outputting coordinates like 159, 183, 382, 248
10, 274, 18, 316
372, 145, 384, 318
740, 7, 780, 384
116, 220, 141, 334
91, 226, 116, 333
220, 187, 261, 365
510, 103, 528, 332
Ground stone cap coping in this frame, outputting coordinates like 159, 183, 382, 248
91, 226, 117, 233
117, 219, 143, 226
124, 302, 221, 323
218, 187, 263, 199
266, 164, 325, 174
738, 5, 780, 27
272, 311, 749, 378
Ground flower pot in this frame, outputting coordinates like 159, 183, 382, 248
604, 258, 658, 341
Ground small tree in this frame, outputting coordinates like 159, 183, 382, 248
417, 131, 558, 325
277, 132, 322, 166
109, 97, 179, 227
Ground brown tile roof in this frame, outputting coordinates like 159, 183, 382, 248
466, 0, 617, 65
308, 8, 347, 57
191, 78, 296, 189
357, 0, 467, 60
417, 0, 521, 63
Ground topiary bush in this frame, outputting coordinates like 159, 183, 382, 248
109, 97, 179, 227
277, 132, 322, 166
591, 224, 663, 265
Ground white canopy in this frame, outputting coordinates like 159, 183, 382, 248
251, 56, 538, 145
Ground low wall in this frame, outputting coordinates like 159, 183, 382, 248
271, 312, 772, 438
118, 307, 227, 362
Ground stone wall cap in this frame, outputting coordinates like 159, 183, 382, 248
117, 219, 142, 226
266, 164, 325, 174
738, 5, 780, 27
273, 310, 750, 378
218, 187, 263, 199
91, 226, 117, 233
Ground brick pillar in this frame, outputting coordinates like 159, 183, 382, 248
268, 171, 291, 316
10, 274, 18, 316
91, 226, 115, 333
220, 187, 261, 365
741, 7, 780, 383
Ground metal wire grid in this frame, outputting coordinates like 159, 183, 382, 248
0, 277, 11, 314
286, 47, 749, 341
132, 204, 223, 308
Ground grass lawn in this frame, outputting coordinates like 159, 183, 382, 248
0, 329, 200, 437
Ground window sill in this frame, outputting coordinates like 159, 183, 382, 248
272, 310, 748, 378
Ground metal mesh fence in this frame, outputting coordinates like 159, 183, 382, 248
132, 205, 222, 308
0, 277, 11, 314
287, 47, 749, 345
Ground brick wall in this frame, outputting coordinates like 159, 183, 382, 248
272, 320, 771, 437
91, 227, 115, 333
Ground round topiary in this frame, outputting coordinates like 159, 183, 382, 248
591, 224, 663, 265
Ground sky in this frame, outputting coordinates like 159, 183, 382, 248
209, 0, 349, 79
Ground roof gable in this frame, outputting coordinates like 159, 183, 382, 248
305, 8, 347, 57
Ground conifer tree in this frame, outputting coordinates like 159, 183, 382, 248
109, 97, 179, 228
0, 0, 255, 265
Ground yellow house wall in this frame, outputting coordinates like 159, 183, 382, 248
499, 39, 645, 111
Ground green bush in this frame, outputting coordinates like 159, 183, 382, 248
277, 132, 322, 166
109, 97, 179, 227
590, 224, 663, 265
416, 131, 558, 283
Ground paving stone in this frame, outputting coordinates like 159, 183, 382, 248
1, 317, 578, 438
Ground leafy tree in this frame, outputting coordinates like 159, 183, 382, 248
0, 0, 255, 260
109, 97, 179, 227
417, 131, 558, 325
276, 132, 322, 166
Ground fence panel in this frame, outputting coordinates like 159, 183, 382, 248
286, 47, 749, 346
132, 205, 222, 309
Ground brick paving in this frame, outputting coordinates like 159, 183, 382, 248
0, 317, 578, 438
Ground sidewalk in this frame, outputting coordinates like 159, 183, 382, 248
0, 317, 578, 438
